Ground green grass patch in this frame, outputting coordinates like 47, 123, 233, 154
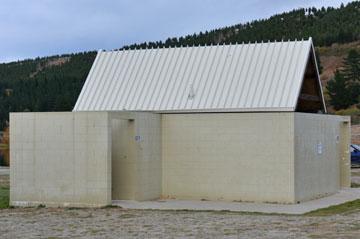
0, 186, 9, 209
351, 182, 360, 188
305, 199, 360, 216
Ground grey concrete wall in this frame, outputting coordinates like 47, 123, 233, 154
294, 113, 351, 202
110, 112, 162, 201
162, 113, 295, 203
10, 112, 111, 207
340, 120, 351, 188
133, 113, 162, 201
10, 111, 350, 206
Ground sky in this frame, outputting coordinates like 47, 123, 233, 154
0, 0, 353, 63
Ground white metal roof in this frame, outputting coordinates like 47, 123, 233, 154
74, 38, 322, 112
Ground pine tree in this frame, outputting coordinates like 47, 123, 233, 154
327, 49, 360, 110
327, 70, 353, 110
342, 50, 360, 99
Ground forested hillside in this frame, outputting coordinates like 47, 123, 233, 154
0, 52, 96, 128
123, 1, 360, 49
1, 1, 360, 130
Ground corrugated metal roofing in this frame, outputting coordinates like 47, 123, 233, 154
74, 38, 322, 112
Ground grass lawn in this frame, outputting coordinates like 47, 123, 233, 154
305, 199, 360, 216
0, 186, 9, 209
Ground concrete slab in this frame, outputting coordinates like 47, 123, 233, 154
0, 167, 9, 175
113, 188, 360, 215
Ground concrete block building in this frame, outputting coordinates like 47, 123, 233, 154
10, 38, 351, 207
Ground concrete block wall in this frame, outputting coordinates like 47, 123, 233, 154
162, 113, 295, 203
10, 112, 111, 207
10, 111, 350, 206
294, 113, 351, 202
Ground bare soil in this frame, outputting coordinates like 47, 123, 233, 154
318, 40, 360, 84
352, 125, 360, 145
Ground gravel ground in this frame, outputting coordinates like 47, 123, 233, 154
1, 207, 360, 238
0, 171, 360, 239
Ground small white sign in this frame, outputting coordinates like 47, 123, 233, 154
317, 142, 323, 155
135, 135, 141, 142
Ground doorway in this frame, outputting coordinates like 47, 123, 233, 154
111, 118, 136, 200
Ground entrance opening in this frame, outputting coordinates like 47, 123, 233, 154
111, 118, 136, 200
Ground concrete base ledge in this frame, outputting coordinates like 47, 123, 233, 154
113, 188, 360, 215
11, 201, 108, 208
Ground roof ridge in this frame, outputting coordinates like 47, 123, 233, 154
99, 38, 312, 53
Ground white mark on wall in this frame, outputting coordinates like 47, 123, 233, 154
188, 84, 196, 100
317, 142, 323, 155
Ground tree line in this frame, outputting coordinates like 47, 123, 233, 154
122, 2, 360, 49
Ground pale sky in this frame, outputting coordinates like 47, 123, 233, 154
0, 0, 353, 63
